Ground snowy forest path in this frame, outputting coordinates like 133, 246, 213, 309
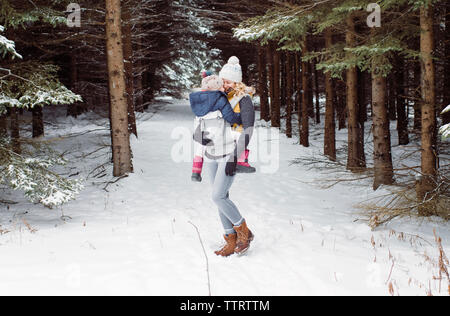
126, 100, 362, 295
0, 100, 447, 296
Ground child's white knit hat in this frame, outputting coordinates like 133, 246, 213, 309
219, 56, 243, 83
201, 75, 224, 91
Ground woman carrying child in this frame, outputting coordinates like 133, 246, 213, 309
190, 56, 256, 257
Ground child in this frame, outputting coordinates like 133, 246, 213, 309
190, 75, 242, 182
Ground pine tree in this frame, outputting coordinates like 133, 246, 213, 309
122, 0, 137, 137
372, 62, 394, 189
286, 52, 294, 138
0, 2, 83, 208
324, 28, 336, 161
233, 1, 312, 145
417, 1, 437, 216
443, 3, 450, 125
0, 1, 82, 122
105, 0, 133, 177
267, 43, 275, 121
345, 14, 365, 171
257, 45, 270, 122
234, 0, 445, 204
272, 47, 281, 128
396, 56, 410, 145
300, 37, 310, 147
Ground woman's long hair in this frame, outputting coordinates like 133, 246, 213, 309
233, 82, 256, 98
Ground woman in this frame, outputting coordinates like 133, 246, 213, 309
195, 56, 256, 257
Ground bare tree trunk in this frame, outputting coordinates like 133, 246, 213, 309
346, 15, 364, 171
337, 80, 347, 130
267, 43, 274, 120
443, 5, 450, 125
258, 45, 270, 122
68, 53, 81, 118
295, 51, 302, 130
413, 62, 422, 131
107, 87, 114, 164
359, 71, 368, 123
280, 52, 286, 109
10, 107, 20, 154
122, 2, 137, 137
135, 65, 144, 113
324, 29, 336, 161
134, 34, 144, 113
314, 62, 320, 124
372, 72, 394, 190
0, 113, 7, 137
417, 4, 437, 216
272, 46, 281, 128
307, 62, 314, 120
105, 0, 133, 177
32, 106, 44, 138
241, 61, 249, 85
143, 66, 156, 109
387, 75, 397, 121
300, 37, 309, 147
357, 69, 367, 167
142, 71, 150, 110
396, 57, 410, 145
286, 52, 293, 138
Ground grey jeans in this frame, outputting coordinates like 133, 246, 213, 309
205, 157, 244, 235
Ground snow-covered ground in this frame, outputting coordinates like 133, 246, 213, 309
0, 99, 448, 296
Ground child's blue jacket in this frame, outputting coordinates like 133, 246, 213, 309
189, 91, 242, 125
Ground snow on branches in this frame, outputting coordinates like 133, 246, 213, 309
0, 0, 68, 29
233, 8, 310, 50
0, 62, 82, 115
0, 137, 83, 208
1, 26, 81, 114
0, 25, 22, 59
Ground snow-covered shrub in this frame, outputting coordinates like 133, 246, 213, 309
0, 137, 83, 208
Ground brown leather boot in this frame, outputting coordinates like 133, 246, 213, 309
233, 221, 254, 255
215, 233, 237, 257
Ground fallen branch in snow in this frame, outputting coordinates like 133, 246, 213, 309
74, 144, 110, 159
290, 156, 375, 188
0, 199, 18, 205
188, 221, 211, 296
88, 161, 110, 179
0, 225, 10, 235
103, 175, 129, 192
41, 128, 110, 143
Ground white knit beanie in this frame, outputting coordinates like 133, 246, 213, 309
219, 56, 243, 83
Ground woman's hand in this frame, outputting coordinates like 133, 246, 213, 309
225, 156, 238, 176
193, 125, 213, 146
201, 131, 214, 146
